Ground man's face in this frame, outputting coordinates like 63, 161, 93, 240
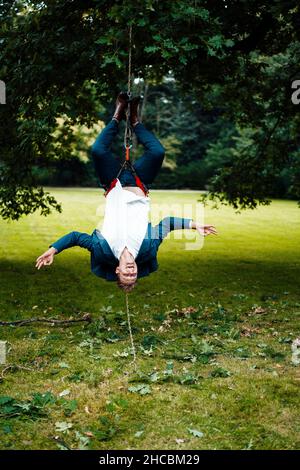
116, 259, 138, 285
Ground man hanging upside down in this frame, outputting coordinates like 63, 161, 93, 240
36, 93, 217, 291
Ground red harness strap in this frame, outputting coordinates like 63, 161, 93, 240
104, 178, 118, 197
104, 148, 149, 198
132, 173, 149, 195
104, 174, 148, 197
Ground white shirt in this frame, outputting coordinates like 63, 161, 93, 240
101, 179, 150, 260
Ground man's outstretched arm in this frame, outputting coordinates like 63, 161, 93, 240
153, 217, 217, 243
36, 231, 93, 270
188, 221, 217, 236
153, 217, 192, 242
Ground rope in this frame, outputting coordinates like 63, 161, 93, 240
127, 24, 133, 94
124, 26, 137, 373
125, 292, 137, 371
124, 24, 133, 151
107, 23, 147, 197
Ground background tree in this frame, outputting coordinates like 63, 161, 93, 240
0, 0, 299, 219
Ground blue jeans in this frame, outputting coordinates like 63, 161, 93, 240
91, 120, 165, 190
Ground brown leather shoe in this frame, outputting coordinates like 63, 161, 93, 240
130, 96, 142, 126
112, 92, 129, 122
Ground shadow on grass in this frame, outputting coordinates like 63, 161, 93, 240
0, 254, 299, 322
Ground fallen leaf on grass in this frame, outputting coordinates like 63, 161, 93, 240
249, 306, 268, 316
55, 421, 73, 433
59, 389, 70, 397
75, 431, 90, 449
188, 428, 204, 438
22, 440, 33, 446
210, 367, 231, 378
178, 307, 198, 316
291, 338, 300, 366
58, 362, 70, 369
175, 438, 185, 444
128, 384, 151, 395
158, 318, 172, 332
241, 327, 261, 337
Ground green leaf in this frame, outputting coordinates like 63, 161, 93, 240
137, 18, 147, 27
95, 37, 111, 45
149, 372, 160, 382
55, 421, 73, 433
2, 425, 12, 434
188, 428, 204, 438
208, 35, 224, 50
0, 396, 13, 405
165, 361, 174, 375
58, 362, 70, 369
62, 399, 78, 417
75, 431, 90, 449
225, 39, 234, 48
210, 367, 231, 378
128, 384, 151, 395
144, 45, 159, 54
31, 392, 56, 407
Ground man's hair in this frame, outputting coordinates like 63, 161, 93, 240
116, 276, 137, 292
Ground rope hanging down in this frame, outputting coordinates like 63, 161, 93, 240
125, 292, 137, 371
127, 24, 133, 94
103, 24, 148, 199
125, 25, 137, 372
124, 24, 133, 156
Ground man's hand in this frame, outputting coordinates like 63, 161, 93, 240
196, 224, 217, 236
35, 247, 57, 270
190, 221, 217, 236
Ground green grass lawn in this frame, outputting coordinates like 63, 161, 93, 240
0, 188, 300, 450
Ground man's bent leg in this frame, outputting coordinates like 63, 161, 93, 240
133, 123, 165, 186
91, 120, 121, 188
